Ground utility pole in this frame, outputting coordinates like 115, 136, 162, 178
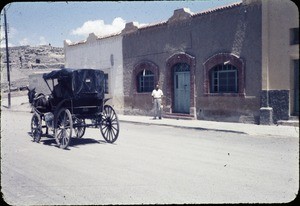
4, 7, 11, 108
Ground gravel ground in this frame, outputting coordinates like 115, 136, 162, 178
1, 109, 299, 205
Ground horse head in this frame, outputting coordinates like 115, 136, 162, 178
27, 87, 36, 104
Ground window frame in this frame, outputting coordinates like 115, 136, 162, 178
203, 53, 245, 96
137, 70, 155, 93
133, 61, 159, 94
210, 64, 238, 93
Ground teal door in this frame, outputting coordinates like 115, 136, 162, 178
173, 63, 190, 114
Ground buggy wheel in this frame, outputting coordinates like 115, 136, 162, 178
100, 105, 119, 143
55, 108, 73, 149
31, 112, 42, 142
74, 118, 86, 138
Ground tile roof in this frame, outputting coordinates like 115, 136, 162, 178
96, 32, 121, 40
135, 1, 242, 31
66, 32, 121, 46
138, 21, 167, 31
192, 1, 242, 17
66, 1, 243, 45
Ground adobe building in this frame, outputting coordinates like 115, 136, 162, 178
122, 0, 299, 124
64, 33, 124, 114
64, 0, 299, 124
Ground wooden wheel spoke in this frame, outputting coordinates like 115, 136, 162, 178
103, 126, 109, 137
55, 108, 73, 149
58, 130, 64, 140
65, 129, 71, 137
74, 118, 85, 138
111, 124, 118, 132
110, 127, 116, 137
108, 129, 112, 141
100, 105, 119, 143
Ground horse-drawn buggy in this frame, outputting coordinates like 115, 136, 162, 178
29, 68, 119, 149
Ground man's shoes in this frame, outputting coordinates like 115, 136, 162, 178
153, 117, 162, 120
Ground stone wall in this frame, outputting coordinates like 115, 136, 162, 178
261, 90, 290, 123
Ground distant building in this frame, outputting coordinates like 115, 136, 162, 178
64, 0, 299, 124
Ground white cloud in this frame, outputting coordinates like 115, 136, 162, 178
17, 36, 47, 46
71, 17, 126, 38
39, 36, 47, 45
133, 21, 148, 28
70, 17, 149, 41
65, 39, 72, 44
19, 37, 30, 46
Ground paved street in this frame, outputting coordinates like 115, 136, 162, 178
1, 110, 299, 205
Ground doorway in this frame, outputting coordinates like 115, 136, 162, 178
173, 63, 190, 113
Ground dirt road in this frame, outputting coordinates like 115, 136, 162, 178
1, 110, 299, 205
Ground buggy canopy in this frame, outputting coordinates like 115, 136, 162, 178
43, 68, 74, 80
43, 68, 105, 99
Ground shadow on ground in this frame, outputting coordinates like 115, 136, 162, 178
27, 132, 110, 149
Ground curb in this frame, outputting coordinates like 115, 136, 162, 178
2, 101, 298, 138
1, 108, 247, 135
118, 116, 299, 138
118, 119, 248, 135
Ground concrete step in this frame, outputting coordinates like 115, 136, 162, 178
277, 119, 299, 127
289, 116, 299, 121
163, 113, 195, 120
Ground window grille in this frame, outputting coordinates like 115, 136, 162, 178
174, 63, 190, 72
210, 64, 238, 93
137, 70, 154, 93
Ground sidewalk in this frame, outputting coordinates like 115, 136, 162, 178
117, 114, 299, 137
1, 94, 299, 138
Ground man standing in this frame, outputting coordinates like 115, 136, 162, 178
152, 84, 163, 119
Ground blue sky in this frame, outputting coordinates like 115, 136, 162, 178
1, 1, 241, 48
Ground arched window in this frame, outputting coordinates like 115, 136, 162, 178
137, 70, 154, 93
133, 61, 159, 93
203, 53, 245, 96
209, 64, 238, 93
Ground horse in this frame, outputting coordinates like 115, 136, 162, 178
27, 87, 50, 113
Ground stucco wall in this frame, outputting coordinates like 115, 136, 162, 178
261, 0, 299, 120
123, 2, 263, 122
262, 0, 299, 90
64, 34, 124, 113
193, 2, 262, 122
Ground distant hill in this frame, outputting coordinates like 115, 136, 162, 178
1, 45, 64, 92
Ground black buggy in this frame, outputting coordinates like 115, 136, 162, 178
30, 68, 119, 149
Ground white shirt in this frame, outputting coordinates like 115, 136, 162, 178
152, 89, 163, 99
